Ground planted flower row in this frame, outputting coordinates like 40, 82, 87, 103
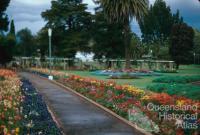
29, 68, 68, 79
0, 69, 62, 135
29, 68, 200, 135
20, 79, 62, 135
60, 75, 199, 134
0, 69, 23, 135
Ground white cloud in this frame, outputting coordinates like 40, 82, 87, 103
15, 21, 46, 34
14, 0, 52, 6
7, 0, 51, 34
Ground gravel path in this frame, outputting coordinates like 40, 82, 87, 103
19, 72, 145, 135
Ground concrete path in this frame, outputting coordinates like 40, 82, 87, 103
19, 72, 144, 135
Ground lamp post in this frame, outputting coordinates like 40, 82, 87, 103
48, 28, 53, 80
193, 52, 196, 65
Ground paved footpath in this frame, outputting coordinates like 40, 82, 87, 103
19, 72, 144, 135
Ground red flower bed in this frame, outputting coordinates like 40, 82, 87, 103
59, 75, 199, 134
30, 68, 200, 134
0, 69, 23, 135
0, 69, 17, 78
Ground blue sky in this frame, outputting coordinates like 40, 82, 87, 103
6, 0, 200, 35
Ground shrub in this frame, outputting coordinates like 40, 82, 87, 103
153, 76, 200, 83
147, 83, 200, 100
109, 74, 139, 79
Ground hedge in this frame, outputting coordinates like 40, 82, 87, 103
147, 83, 200, 100
153, 76, 200, 83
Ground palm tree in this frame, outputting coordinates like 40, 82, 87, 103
94, 0, 148, 69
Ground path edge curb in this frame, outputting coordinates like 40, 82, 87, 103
46, 102, 66, 135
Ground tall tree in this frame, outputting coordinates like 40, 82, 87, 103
172, 10, 183, 25
139, 0, 183, 43
0, 0, 10, 33
35, 28, 49, 60
92, 9, 125, 59
9, 19, 15, 35
193, 29, 200, 55
17, 28, 36, 57
6, 19, 16, 56
95, 0, 148, 68
169, 23, 194, 69
41, 0, 92, 58
0, 0, 11, 66
129, 33, 144, 60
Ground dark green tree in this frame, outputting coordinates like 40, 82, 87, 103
16, 28, 36, 57
169, 23, 194, 69
193, 29, 200, 55
91, 9, 125, 59
0, 0, 10, 33
129, 33, 143, 60
6, 20, 16, 57
41, 0, 92, 58
9, 19, 15, 35
35, 28, 49, 60
0, 0, 11, 66
139, 0, 183, 43
172, 10, 183, 25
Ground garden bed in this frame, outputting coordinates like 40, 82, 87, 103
0, 69, 62, 135
20, 79, 62, 135
27, 68, 200, 135
109, 74, 140, 79
0, 69, 22, 135
91, 69, 162, 77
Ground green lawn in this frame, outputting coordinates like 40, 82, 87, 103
64, 65, 200, 89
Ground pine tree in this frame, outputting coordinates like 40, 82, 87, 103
139, 0, 183, 43
169, 23, 194, 68
9, 19, 15, 35
7, 19, 16, 53
41, 0, 92, 58
91, 9, 125, 59
17, 28, 35, 57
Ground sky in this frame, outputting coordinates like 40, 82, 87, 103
6, 0, 200, 36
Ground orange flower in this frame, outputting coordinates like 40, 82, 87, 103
151, 93, 174, 105
115, 85, 122, 91
0, 69, 16, 78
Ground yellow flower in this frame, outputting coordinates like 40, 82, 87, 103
15, 127, 20, 133
109, 83, 114, 87
141, 95, 151, 101
126, 86, 144, 95
176, 100, 185, 106
91, 80, 98, 85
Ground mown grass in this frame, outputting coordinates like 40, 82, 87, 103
65, 65, 200, 89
